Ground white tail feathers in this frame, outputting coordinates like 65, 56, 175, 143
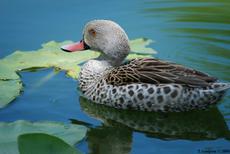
213, 83, 230, 92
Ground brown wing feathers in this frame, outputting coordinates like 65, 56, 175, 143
105, 58, 217, 87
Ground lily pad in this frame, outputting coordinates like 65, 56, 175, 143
0, 120, 87, 154
130, 38, 157, 54
0, 38, 156, 108
0, 80, 22, 108
18, 133, 81, 154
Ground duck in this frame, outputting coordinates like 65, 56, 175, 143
61, 19, 230, 112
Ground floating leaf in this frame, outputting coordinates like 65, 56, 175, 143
127, 53, 152, 60
130, 38, 157, 54
0, 120, 87, 154
0, 80, 22, 108
0, 61, 19, 80
18, 133, 81, 154
0, 38, 155, 108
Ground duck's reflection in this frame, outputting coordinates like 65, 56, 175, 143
85, 124, 132, 154
73, 97, 230, 154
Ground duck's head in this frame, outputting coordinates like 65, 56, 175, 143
61, 20, 130, 65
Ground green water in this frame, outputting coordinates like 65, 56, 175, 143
0, 0, 230, 153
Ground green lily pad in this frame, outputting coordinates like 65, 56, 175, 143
0, 61, 19, 80
18, 133, 81, 154
0, 80, 22, 108
127, 53, 152, 59
0, 120, 87, 154
130, 38, 157, 54
0, 38, 156, 108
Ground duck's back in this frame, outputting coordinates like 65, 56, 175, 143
104, 58, 217, 87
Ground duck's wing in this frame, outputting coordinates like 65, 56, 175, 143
104, 58, 217, 87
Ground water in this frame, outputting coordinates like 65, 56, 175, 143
0, 0, 230, 154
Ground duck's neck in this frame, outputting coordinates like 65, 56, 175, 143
97, 53, 125, 67
79, 52, 127, 92
79, 58, 113, 92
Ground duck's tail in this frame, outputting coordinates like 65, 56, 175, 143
212, 83, 230, 92
196, 83, 230, 107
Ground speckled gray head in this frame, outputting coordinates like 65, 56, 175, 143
84, 20, 130, 60
61, 20, 130, 65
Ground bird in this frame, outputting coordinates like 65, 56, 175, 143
61, 19, 230, 112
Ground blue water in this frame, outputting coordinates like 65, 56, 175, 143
0, 0, 230, 154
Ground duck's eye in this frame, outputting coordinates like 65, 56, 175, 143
89, 29, 96, 37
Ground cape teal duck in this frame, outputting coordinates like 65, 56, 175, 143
61, 20, 230, 112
